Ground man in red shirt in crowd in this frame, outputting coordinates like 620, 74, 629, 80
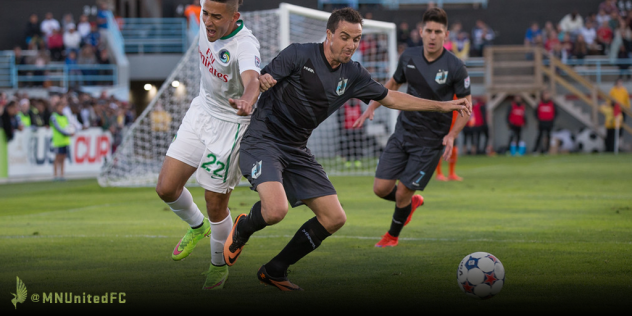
470, 96, 488, 155
507, 95, 527, 155
596, 20, 613, 54
533, 90, 557, 154
338, 99, 365, 167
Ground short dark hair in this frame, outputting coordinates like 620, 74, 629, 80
209, 0, 243, 12
422, 7, 448, 28
327, 7, 363, 33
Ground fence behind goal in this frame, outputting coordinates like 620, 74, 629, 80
98, 3, 398, 187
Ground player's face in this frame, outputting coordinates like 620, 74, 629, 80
327, 21, 362, 65
421, 21, 448, 55
202, 0, 239, 42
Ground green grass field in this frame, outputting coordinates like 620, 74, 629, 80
1, 154, 631, 313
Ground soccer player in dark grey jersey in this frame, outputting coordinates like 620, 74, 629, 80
354, 7, 472, 248
223, 7, 471, 290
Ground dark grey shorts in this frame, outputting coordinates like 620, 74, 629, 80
240, 139, 336, 208
53, 145, 69, 155
375, 135, 444, 191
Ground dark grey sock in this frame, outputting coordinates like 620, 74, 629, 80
237, 201, 267, 238
265, 217, 331, 277
388, 203, 412, 237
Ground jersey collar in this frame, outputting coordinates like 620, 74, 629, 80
421, 47, 447, 65
220, 20, 244, 40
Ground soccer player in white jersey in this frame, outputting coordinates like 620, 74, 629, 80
155, 0, 261, 290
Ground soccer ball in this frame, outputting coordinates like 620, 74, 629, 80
575, 128, 604, 153
457, 252, 505, 299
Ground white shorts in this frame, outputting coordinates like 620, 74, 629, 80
166, 97, 248, 193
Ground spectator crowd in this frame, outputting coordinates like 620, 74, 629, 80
17, 1, 113, 88
0, 89, 134, 154
389, 0, 632, 68
522, 0, 632, 67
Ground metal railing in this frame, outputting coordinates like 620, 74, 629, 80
12, 64, 118, 88
463, 56, 632, 82
318, 0, 488, 10
0, 51, 15, 88
120, 18, 187, 54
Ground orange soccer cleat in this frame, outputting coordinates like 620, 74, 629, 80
375, 232, 399, 247
404, 194, 424, 226
224, 214, 248, 266
257, 265, 303, 291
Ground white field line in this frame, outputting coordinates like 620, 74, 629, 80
5, 203, 120, 217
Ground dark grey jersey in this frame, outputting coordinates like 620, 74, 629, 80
245, 43, 389, 147
392, 47, 470, 146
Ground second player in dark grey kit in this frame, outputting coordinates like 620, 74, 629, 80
223, 7, 471, 290
355, 7, 472, 248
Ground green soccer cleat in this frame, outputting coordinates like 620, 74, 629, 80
171, 219, 211, 261
202, 264, 229, 290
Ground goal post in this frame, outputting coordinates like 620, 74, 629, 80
98, 3, 399, 187
279, 3, 397, 73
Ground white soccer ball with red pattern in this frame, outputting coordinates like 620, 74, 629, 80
457, 252, 505, 299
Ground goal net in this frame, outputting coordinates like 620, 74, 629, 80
98, 3, 398, 187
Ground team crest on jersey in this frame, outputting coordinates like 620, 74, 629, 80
255, 56, 261, 68
219, 49, 230, 64
251, 160, 262, 179
435, 70, 448, 84
464, 76, 471, 89
336, 78, 348, 96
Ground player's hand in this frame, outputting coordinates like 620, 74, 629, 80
352, 109, 375, 128
442, 134, 456, 161
444, 98, 471, 117
229, 98, 253, 116
259, 74, 277, 92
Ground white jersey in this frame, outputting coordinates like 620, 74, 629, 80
197, 15, 261, 123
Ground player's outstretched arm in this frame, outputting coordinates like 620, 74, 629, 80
378, 90, 472, 117
229, 70, 260, 116
353, 77, 402, 128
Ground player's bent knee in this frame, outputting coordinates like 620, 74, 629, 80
155, 182, 182, 203
261, 204, 288, 225
373, 185, 392, 198
333, 212, 347, 229
322, 212, 346, 234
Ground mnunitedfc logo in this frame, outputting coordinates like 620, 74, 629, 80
9, 275, 126, 308
336, 78, 348, 96
435, 69, 448, 84
251, 160, 262, 179
11, 276, 27, 309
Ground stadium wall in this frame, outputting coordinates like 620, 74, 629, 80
0, 127, 113, 183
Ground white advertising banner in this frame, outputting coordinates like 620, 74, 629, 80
7, 128, 112, 178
